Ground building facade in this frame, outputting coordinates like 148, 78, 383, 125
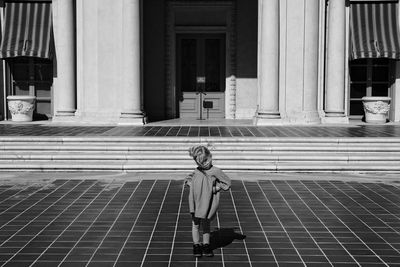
0, 0, 399, 125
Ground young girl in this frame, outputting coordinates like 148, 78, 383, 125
184, 145, 231, 258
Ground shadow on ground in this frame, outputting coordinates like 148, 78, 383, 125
210, 228, 246, 250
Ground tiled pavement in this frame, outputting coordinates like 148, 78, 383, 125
0, 177, 399, 266
1, 124, 400, 137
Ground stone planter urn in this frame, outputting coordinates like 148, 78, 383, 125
7, 95, 36, 122
362, 96, 391, 124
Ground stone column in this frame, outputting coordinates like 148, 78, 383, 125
119, 0, 143, 125
323, 0, 348, 123
52, 0, 76, 119
255, 0, 280, 125
391, 61, 400, 122
302, 0, 320, 123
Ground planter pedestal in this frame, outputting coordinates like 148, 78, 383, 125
7, 95, 36, 122
362, 96, 391, 124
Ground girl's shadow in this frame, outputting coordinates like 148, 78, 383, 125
210, 228, 246, 250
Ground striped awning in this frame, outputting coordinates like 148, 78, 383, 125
0, 2, 53, 59
350, 2, 400, 60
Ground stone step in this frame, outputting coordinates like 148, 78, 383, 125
2, 142, 400, 151
0, 160, 399, 172
1, 136, 400, 144
1, 151, 400, 161
1, 136, 399, 172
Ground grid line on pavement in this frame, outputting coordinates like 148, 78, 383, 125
85, 181, 141, 265
311, 181, 389, 266
26, 180, 103, 266
268, 181, 332, 265
0, 184, 48, 216
216, 212, 226, 267
1, 180, 90, 266
284, 181, 360, 266
0, 180, 75, 246
113, 180, 157, 266
168, 182, 185, 267
228, 185, 253, 267
240, 180, 287, 266
358, 182, 400, 213
57, 180, 125, 266
326, 182, 400, 258
375, 182, 400, 202
0, 180, 70, 226
337, 183, 400, 230
0, 184, 24, 204
299, 180, 377, 265
30, 180, 114, 266
140, 180, 171, 267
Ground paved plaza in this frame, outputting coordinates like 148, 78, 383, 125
0, 172, 399, 266
0, 123, 399, 266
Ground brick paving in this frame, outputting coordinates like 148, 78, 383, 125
0, 177, 399, 266
1, 124, 400, 137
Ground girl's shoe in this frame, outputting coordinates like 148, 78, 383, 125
202, 244, 214, 257
193, 244, 202, 257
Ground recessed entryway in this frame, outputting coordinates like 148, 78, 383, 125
176, 33, 226, 120
165, 1, 236, 121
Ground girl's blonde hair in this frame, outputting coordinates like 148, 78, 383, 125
189, 145, 212, 169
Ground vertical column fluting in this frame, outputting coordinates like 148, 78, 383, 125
53, 0, 76, 118
325, 0, 347, 119
255, 0, 280, 124
120, 0, 143, 124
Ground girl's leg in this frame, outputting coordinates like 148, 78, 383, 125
191, 215, 201, 244
203, 232, 210, 245
192, 215, 202, 257
202, 219, 213, 257
192, 221, 200, 244
202, 219, 211, 245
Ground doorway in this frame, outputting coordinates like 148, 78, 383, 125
176, 34, 226, 119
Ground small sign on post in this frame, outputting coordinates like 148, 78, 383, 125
203, 101, 213, 109
197, 77, 206, 83
203, 100, 213, 119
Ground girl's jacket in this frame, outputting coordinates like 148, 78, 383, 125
186, 166, 231, 220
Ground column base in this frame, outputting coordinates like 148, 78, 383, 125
321, 116, 349, 124
283, 111, 321, 124
119, 111, 145, 125
322, 110, 349, 124
55, 110, 76, 116
254, 112, 282, 125
52, 110, 77, 122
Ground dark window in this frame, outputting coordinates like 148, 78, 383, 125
7, 57, 53, 118
349, 58, 393, 116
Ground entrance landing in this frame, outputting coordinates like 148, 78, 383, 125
146, 118, 253, 127
0, 123, 400, 138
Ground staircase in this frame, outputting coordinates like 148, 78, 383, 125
0, 136, 400, 172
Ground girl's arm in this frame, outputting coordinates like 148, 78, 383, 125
184, 171, 195, 187
214, 169, 231, 192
